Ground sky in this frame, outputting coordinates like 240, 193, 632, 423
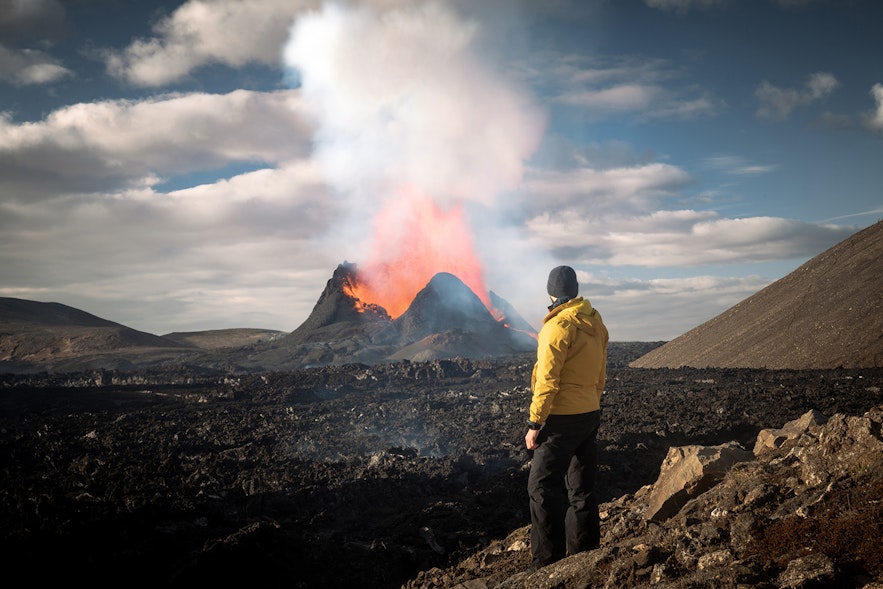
1, 0, 881, 342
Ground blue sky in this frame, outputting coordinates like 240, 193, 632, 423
1, 0, 881, 341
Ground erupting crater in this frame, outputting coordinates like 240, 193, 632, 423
277, 262, 537, 368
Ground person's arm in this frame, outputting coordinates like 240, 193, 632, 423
529, 322, 568, 423
525, 321, 568, 448
597, 345, 607, 393
597, 320, 609, 393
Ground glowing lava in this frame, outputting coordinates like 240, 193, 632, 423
345, 187, 496, 319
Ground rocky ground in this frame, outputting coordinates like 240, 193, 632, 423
1, 344, 882, 588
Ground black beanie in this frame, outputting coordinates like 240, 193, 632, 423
547, 265, 578, 299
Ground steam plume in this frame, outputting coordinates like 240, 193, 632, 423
283, 1, 546, 311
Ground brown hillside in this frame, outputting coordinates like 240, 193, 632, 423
0, 297, 189, 365
162, 328, 284, 349
631, 220, 883, 369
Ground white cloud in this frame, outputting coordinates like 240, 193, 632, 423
283, 1, 547, 209
105, 0, 318, 86
0, 159, 341, 334
0, 89, 313, 200
543, 54, 719, 120
731, 165, 777, 175
103, 0, 443, 87
526, 212, 856, 267
590, 273, 771, 341
0, 45, 72, 85
862, 83, 883, 133
521, 162, 692, 216
0, 0, 70, 86
705, 155, 778, 175
558, 84, 659, 111
517, 158, 854, 271
0, 85, 335, 335
755, 72, 839, 120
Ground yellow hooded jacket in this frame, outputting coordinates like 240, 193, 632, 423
529, 297, 609, 424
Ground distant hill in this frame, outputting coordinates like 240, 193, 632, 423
163, 329, 285, 350
0, 298, 286, 373
0, 297, 188, 357
0, 297, 190, 372
631, 220, 883, 369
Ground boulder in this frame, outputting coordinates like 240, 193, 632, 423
753, 408, 828, 456
644, 442, 754, 522
789, 406, 883, 487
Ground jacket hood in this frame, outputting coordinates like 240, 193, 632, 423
544, 297, 602, 337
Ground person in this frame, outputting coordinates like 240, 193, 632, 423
524, 265, 609, 569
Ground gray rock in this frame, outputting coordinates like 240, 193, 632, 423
644, 442, 754, 522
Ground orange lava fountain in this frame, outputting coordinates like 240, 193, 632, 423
345, 187, 496, 319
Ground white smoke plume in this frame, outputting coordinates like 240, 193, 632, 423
283, 1, 546, 212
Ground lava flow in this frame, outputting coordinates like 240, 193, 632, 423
344, 188, 498, 319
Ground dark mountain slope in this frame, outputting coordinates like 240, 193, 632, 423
382, 272, 537, 362
394, 272, 501, 341
0, 297, 189, 370
282, 261, 391, 346
631, 220, 883, 369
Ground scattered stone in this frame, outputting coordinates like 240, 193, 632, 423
777, 553, 836, 588
697, 548, 732, 570
754, 409, 827, 456
644, 442, 754, 522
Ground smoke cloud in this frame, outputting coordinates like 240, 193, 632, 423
281, 1, 547, 317
283, 0, 545, 243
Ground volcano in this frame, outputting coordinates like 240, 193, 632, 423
261, 262, 537, 368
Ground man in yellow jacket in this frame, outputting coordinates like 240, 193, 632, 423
525, 265, 609, 569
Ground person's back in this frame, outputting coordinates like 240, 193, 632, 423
530, 297, 608, 420
524, 266, 609, 569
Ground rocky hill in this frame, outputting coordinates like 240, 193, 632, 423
631, 220, 883, 369
0, 297, 293, 374
407, 401, 883, 588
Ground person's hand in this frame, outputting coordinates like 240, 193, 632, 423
525, 428, 540, 450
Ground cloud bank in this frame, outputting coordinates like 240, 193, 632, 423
0, 0, 869, 341
283, 1, 546, 210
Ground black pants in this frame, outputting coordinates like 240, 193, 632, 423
527, 410, 601, 566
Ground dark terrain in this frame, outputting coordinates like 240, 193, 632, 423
2, 344, 881, 588
2, 223, 882, 587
